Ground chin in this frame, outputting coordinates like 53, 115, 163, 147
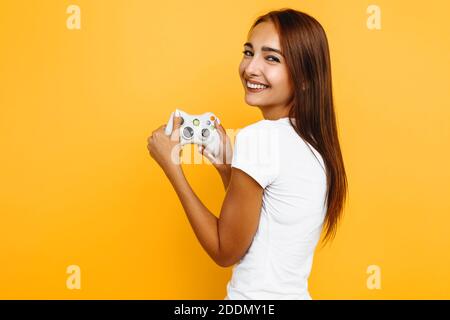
245, 94, 268, 105
244, 97, 259, 106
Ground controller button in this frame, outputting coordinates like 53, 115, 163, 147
193, 119, 200, 126
206, 120, 211, 125
201, 128, 210, 139
183, 127, 194, 139
210, 116, 215, 121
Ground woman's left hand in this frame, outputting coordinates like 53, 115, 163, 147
147, 116, 183, 174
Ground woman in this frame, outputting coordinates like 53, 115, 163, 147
147, 8, 348, 300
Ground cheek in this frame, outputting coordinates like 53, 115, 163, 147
267, 70, 289, 87
268, 71, 294, 97
238, 60, 246, 76
273, 66, 292, 87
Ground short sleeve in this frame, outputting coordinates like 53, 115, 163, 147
231, 125, 280, 188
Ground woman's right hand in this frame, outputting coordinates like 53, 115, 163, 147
198, 120, 233, 186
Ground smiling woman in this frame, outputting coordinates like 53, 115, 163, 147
147, 7, 348, 301
225, 8, 348, 300
238, 20, 294, 120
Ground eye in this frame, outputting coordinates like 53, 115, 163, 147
242, 50, 280, 63
267, 56, 280, 63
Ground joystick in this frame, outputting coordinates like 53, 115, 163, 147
164, 109, 222, 158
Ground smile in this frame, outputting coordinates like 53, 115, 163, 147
246, 80, 270, 92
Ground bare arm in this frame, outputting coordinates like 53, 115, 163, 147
218, 165, 231, 190
165, 166, 263, 267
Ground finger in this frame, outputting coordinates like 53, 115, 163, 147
198, 145, 216, 163
171, 114, 183, 141
216, 119, 228, 136
147, 136, 153, 149
151, 125, 164, 136
215, 122, 228, 158
155, 124, 166, 134
214, 119, 225, 138
214, 120, 229, 161
203, 150, 216, 164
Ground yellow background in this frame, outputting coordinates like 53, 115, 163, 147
1, 0, 449, 299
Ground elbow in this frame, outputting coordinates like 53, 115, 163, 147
215, 253, 239, 268
216, 258, 234, 268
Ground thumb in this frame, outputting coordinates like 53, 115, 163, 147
214, 119, 225, 138
171, 115, 183, 141
198, 145, 216, 164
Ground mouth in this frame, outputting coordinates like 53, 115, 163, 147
245, 80, 270, 93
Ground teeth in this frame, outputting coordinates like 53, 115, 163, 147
246, 81, 269, 89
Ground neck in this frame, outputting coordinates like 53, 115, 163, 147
259, 105, 291, 120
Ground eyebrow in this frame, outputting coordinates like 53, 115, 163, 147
243, 42, 283, 56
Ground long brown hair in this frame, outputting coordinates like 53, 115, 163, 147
249, 8, 348, 246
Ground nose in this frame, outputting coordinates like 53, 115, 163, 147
243, 54, 264, 78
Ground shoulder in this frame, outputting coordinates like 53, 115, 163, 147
233, 120, 280, 156
236, 119, 269, 134
235, 119, 326, 174
234, 119, 280, 143
231, 120, 281, 188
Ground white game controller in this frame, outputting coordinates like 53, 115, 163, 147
164, 109, 222, 158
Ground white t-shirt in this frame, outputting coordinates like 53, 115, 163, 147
224, 117, 327, 300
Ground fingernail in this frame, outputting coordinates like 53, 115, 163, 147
216, 118, 221, 125
175, 109, 180, 117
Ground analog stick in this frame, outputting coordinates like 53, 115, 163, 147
183, 126, 194, 139
201, 128, 210, 139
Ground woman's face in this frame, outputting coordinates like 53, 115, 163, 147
239, 21, 293, 116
